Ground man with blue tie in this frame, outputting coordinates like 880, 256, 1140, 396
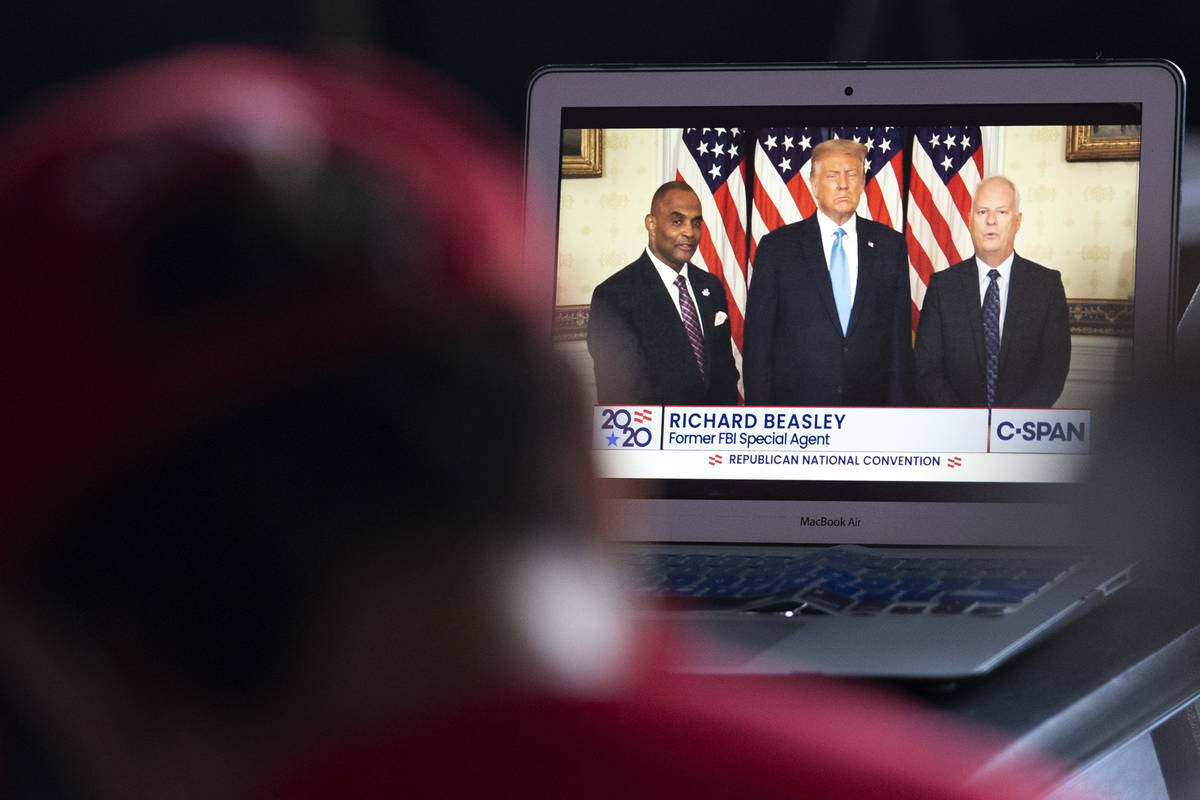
914, 176, 1070, 408
743, 139, 912, 406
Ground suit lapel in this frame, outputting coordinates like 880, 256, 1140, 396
800, 217, 842, 334
998, 255, 1031, 374
635, 255, 688, 351
955, 261, 988, 375
847, 221, 876, 337
688, 264, 716, 341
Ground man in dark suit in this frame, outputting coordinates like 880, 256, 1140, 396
587, 181, 740, 405
914, 176, 1070, 408
742, 139, 912, 406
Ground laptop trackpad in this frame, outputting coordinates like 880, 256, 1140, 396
685, 617, 801, 667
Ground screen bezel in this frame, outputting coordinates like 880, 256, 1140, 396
523, 61, 1185, 547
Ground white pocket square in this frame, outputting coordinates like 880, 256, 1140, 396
714, 311, 728, 326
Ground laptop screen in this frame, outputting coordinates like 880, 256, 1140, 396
524, 62, 1184, 547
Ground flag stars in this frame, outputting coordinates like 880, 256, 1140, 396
960, 134, 971, 148
729, 144, 739, 158
783, 135, 794, 150
708, 163, 723, 180
941, 155, 955, 171
714, 142, 725, 156
764, 134, 778, 150
799, 134, 812, 150
929, 133, 941, 148
731, 127, 741, 136
778, 157, 792, 173
697, 140, 709, 155
865, 138, 876, 151
878, 137, 892, 153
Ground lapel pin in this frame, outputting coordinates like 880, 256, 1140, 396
702, 288, 711, 296
868, 240, 875, 248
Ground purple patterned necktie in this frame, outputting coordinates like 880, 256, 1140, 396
983, 268, 1001, 408
675, 273, 707, 378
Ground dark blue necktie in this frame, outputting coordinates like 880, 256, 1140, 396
830, 228, 851, 335
983, 268, 1001, 408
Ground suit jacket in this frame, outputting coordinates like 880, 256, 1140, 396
742, 215, 912, 406
913, 254, 1070, 408
587, 253, 740, 405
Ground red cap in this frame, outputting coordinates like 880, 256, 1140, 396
0, 47, 550, 568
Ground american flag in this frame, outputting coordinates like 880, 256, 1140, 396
906, 125, 984, 331
832, 126, 904, 233
673, 128, 750, 394
750, 127, 820, 266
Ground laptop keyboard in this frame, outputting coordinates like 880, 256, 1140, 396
626, 545, 1080, 616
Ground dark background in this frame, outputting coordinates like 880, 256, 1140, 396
2, 0, 1196, 318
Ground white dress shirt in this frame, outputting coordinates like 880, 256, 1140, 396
647, 247, 704, 333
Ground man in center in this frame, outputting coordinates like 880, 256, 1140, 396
743, 139, 912, 406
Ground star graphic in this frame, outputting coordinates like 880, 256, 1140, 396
929, 133, 941, 148
708, 163, 722, 180
878, 137, 892, 153
783, 135, 794, 150
731, 127, 741, 136
960, 134, 971, 149
852, 135, 862, 144
941, 155, 954, 171
702, 128, 711, 134
764, 134, 778, 150
946, 135, 958, 149
606, 432, 619, 447
714, 142, 725, 156
716, 127, 726, 135
778, 157, 792, 172
799, 134, 812, 150
697, 141, 709, 155
865, 138, 876, 151
729, 144, 739, 158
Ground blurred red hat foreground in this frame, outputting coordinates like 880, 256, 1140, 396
0, 46, 552, 566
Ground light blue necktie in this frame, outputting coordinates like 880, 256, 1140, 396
830, 227, 851, 335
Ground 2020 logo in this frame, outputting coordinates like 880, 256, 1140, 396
600, 408, 654, 448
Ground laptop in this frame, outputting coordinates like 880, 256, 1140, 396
522, 61, 1185, 679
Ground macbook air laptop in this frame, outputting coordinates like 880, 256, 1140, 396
522, 61, 1185, 679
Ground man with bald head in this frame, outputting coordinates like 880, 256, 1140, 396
743, 138, 912, 406
587, 180, 740, 405
914, 175, 1071, 408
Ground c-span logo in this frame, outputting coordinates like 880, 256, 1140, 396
947, 456, 963, 468
989, 410, 1090, 454
708, 454, 723, 466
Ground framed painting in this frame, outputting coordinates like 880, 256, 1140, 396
561, 128, 603, 177
1065, 125, 1140, 162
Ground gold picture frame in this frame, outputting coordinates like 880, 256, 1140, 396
561, 128, 603, 177
1065, 125, 1140, 162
